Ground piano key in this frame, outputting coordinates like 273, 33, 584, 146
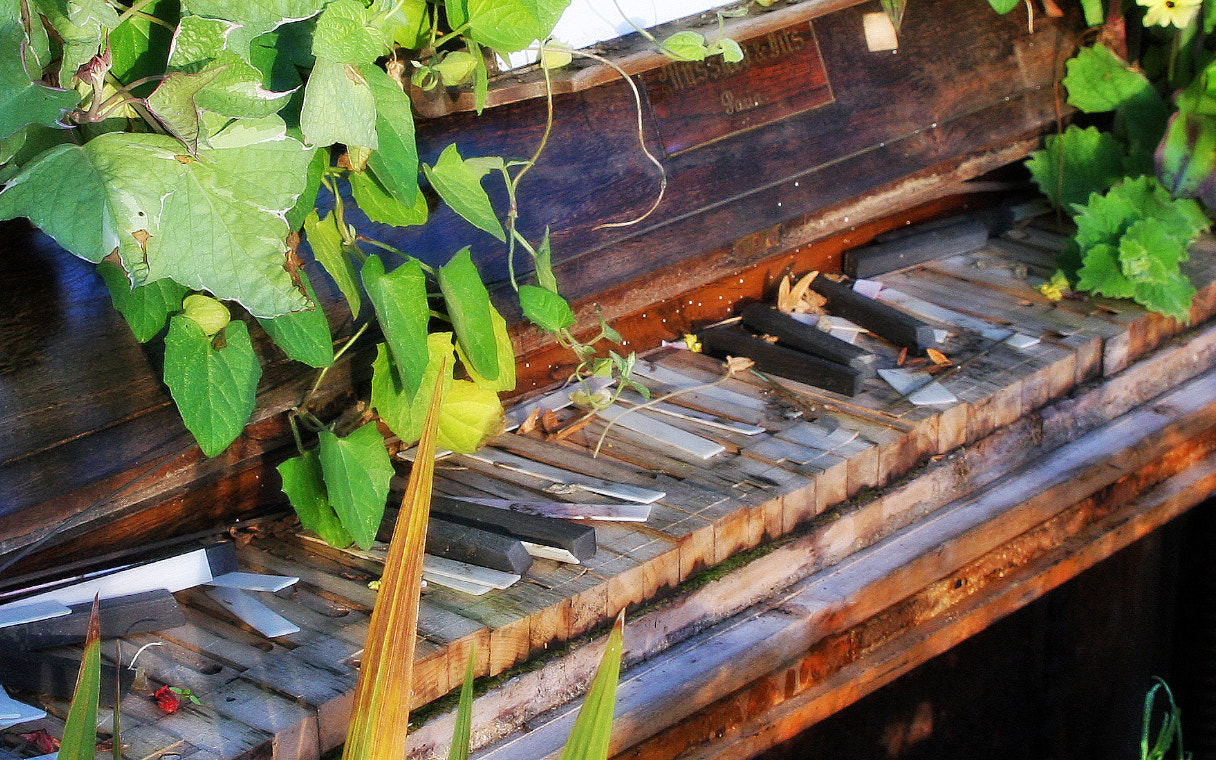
427, 518, 534, 575
739, 303, 878, 375
809, 274, 942, 351
615, 390, 766, 435
430, 494, 596, 561
0, 589, 186, 650
207, 572, 300, 593
630, 360, 771, 411
205, 587, 302, 639
697, 323, 867, 397
462, 447, 667, 503
439, 494, 652, 522
593, 402, 727, 460
423, 555, 519, 591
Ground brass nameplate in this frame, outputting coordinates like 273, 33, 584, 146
641, 24, 833, 156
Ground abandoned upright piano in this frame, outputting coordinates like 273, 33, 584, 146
4, 0, 1216, 758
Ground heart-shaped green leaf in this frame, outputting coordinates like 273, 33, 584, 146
163, 315, 262, 457
317, 424, 393, 550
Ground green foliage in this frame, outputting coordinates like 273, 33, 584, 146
1028, 33, 1216, 322
1026, 125, 1126, 209
163, 316, 262, 456
1140, 678, 1188, 760
277, 450, 356, 547
317, 424, 394, 550
59, 600, 102, 760
558, 614, 625, 760
1072, 177, 1209, 320
0, 0, 722, 550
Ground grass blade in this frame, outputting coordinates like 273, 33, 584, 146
447, 646, 477, 760
342, 367, 446, 760
559, 612, 625, 760
59, 597, 101, 760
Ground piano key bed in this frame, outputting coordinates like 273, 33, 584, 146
8, 222, 1216, 760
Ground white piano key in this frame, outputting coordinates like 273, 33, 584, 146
521, 542, 581, 564
873, 286, 1014, 342
878, 368, 959, 406
206, 572, 299, 593
630, 363, 769, 410
594, 403, 726, 460
505, 377, 615, 429
0, 546, 229, 622
423, 555, 519, 589
0, 600, 71, 629
616, 391, 765, 436
421, 572, 496, 596
0, 686, 47, 728
205, 587, 301, 638
464, 448, 666, 504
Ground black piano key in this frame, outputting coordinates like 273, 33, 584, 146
740, 303, 877, 377
844, 216, 990, 278
809, 275, 941, 352
431, 496, 596, 561
426, 518, 533, 576
697, 323, 865, 397
0, 589, 186, 650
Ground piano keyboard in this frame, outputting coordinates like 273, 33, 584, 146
5, 222, 1216, 760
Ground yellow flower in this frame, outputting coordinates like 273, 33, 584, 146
1138, 0, 1201, 28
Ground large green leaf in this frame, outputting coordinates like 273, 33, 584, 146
303, 209, 362, 318
278, 450, 355, 547
1119, 216, 1195, 319
362, 254, 430, 399
257, 269, 334, 367
181, 0, 328, 59
146, 68, 227, 153
1025, 125, 1125, 210
1064, 44, 1168, 168
97, 261, 188, 342
438, 247, 501, 383
362, 63, 419, 207
166, 15, 295, 119
1157, 109, 1216, 209
455, 302, 515, 392
463, 0, 570, 52
286, 146, 329, 231
163, 316, 262, 457
423, 144, 504, 241
0, 123, 313, 318
58, 599, 101, 760
300, 56, 378, 149
317, 424, 393, 550
312, 0, 382, 63
436, 379, 504, 453
0, 21, 80, 141
519, 283, 574, 332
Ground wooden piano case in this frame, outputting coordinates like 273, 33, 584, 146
7, 1, 1216, 759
